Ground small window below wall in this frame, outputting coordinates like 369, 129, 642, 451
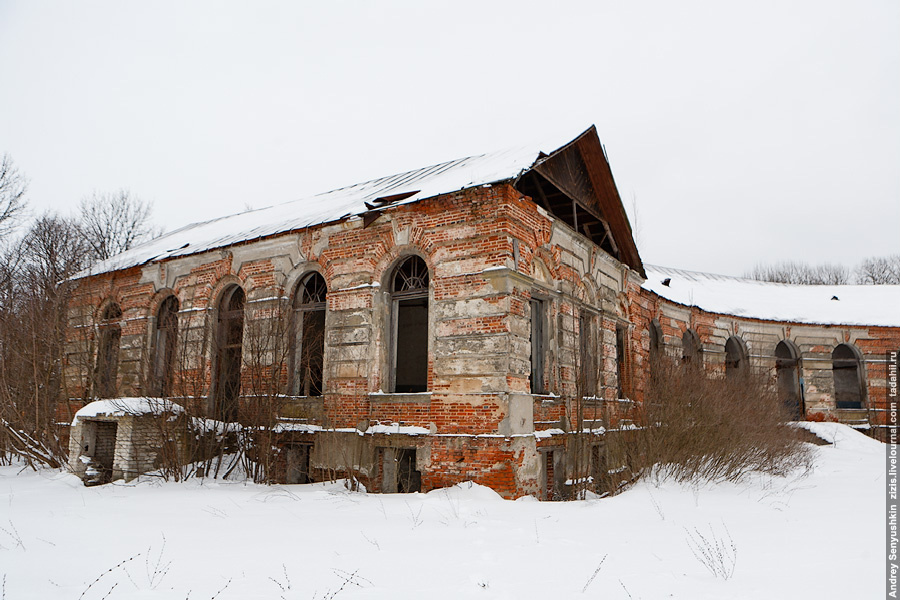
530, 297, 547, 394
291, 273, 327, 397
151, 295, 179, 397
96, 303, 122, 399
379, 447, 422, 493
391, 256, 429, 393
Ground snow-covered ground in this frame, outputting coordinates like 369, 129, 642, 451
0, 423, 883, 599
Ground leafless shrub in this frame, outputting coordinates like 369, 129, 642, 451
685, 523, 737, 579
745, 260, 849, 285
628, 357, 812, 484
856, 254, 900, 285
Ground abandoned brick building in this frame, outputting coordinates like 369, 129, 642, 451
62, 126, 900, 497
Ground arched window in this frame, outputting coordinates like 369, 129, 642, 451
214, 285, 244, 421
832, 343, 865, 409
291, 272, 327, 397
96, 303, 122, 398
775, 340, 803, 417
391, 256, 429, 393
682, 329, 701, 365
151, 295, 179, 397
724, 336, 748, 378
649, 319, 663, 362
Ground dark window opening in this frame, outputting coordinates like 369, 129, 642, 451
682, 329, 701, 366
391, 256, 429, 393
590, 444, 608, 495
396, 448, 421, 493
152, 295, 179, 397
649, 320, 663, 358
96, 303, 122, 398
91, 421, 118, 485
724, 336, 747, 379
381, 447, 421, 493
832, 343, 865, 409
214, 285, 244, 421
579, 311, 597, 396
285, 444, 311, 484
292, 273, 327, 397
530, 297, 547, 394
615, 324, 629, 399
775, 340, 803, 418
544, 448, 564, 500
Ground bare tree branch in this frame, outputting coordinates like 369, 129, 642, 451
0, 154, 28, 239
855, 254, 900, 285
78, 190, 161, 262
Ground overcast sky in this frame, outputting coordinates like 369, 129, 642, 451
1, 1, 897, 277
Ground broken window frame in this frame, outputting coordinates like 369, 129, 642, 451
95, 303, 122, 399
290, 272, 327, 397
213, 284, 245, 421
389, 255, 430, 393
151, 294, 179, 397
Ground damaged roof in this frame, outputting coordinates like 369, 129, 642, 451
76, 126, 644, 279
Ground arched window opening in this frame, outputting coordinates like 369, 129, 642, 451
214, 285, 244, 421
649, 319, 663, 365
291, 272, 327, 397
391, 256, 429, 393
152, 295, 179, 397
615, 324, 629, 399
775, 340, 803, 418
96, 303, 122, 398
724, 336, 747, 379
579, 311, 597, 396
832, 344, 865, 409
682, 329, 701, 366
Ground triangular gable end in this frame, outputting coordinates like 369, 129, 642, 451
515, 126, 645, 278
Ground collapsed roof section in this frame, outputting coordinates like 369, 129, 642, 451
76, 125, 644, 279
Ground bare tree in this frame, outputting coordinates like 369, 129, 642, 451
746, 260, 850, 285
0, 153, 28, 239
78, 190, 161, 262
855, 254, 900, 285
0, 214, 87, 467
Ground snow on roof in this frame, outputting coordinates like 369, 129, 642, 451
643, 265, 900, 328
76, 131, 581, 279
72, 397, 184, 425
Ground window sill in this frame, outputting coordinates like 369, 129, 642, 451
368, 392, 432, 404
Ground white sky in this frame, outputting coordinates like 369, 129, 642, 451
1, 1, 897, 277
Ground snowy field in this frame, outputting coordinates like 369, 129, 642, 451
0, 423, 883, 599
